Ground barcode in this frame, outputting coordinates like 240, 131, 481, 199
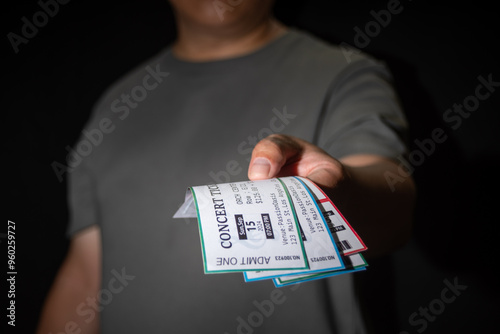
324, 217, 346, 234
336, 240, 352, 251
324, 216, 334, 232
322, 210, 334, 217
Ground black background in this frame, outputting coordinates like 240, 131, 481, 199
4, 0, 499, 333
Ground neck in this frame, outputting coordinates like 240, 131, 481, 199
172, 18, 287, 62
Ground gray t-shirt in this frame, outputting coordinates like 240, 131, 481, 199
67, 28, 407, 333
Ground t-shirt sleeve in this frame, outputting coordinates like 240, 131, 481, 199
66, 154, 99, 237
316, 55, 409, 160
63, 52, 163, 238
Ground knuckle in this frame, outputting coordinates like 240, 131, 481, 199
265, 134, 300, 151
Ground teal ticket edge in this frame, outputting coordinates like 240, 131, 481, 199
273, 253, 368, 286
277, 178, 309, 270
245, 252, 366, 283
273, 267, 367, 287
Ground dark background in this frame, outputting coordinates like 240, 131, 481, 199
4, 0, 499, 333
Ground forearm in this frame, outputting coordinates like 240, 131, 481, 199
333, 158, 416, 258
37, 226, 101, 334
37, 271, 100, 334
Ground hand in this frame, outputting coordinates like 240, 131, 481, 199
247, 134, 349, 192
247, 134, 416, 258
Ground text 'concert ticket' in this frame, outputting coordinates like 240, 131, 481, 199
173, 176, 368, 285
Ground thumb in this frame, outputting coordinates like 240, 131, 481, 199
248, 157, 273, 180
248, 134, 302, 180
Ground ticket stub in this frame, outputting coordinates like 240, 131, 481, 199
299, 178, 367, 255
244, 177, 344, 281
176, 178, 309, 273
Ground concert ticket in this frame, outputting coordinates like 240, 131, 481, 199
173, 176, 367, 283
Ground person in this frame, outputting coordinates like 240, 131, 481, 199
37, 0, 415, 333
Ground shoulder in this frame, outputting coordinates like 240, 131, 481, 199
288, 29, 376, 63
279, 28, 391, 82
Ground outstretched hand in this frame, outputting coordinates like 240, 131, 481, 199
247, 134, 416, 258
247, 134, 348, 191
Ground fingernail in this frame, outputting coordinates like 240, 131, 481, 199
249, 158, 271, 179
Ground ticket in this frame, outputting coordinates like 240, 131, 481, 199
244, 177, 344, 282
174, 178, 309, 273
173, 176, 368, 282
299, 178, 367, 255
273, 253, 368, 287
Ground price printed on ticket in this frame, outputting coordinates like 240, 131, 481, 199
173, 176, 367, 285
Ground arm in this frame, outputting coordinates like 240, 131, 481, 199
248, 134, 415, 258
37, 225, 101, 334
